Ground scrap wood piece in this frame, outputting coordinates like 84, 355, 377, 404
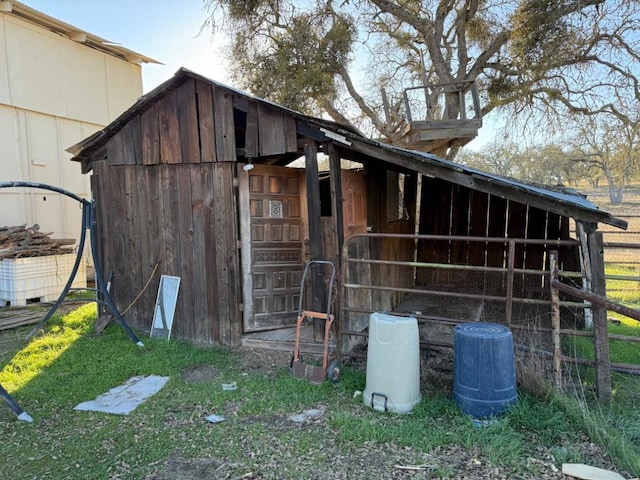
562, 463, 629, 480
394, 464, 432, 471
0, 224, 75, 259
0, 309, 44, 331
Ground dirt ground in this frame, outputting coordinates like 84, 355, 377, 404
0, 316, 627, 480
147, 348, 626, 480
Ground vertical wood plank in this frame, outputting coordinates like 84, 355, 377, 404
449, 184, 470, 265
168, 164, 185, 337
202, 163, 220, 342
176, 79, 200, 164
549, 250, 563, 391
327, 143, 344, 343
588, 230, 611, 402
213, 87, 236, 162
416, 177, 451, 285
283, 114, 297, 153
107, 166, 130, 313
327, 143, 344, 260
237, 164, 254, 333
196, 81, 216, 163
467, 190, 488, 266
577, 222, 594, 329
141, 103, 160, 165
258, 104, 286, 156
245, 102, 259, 158
189, 164, 212, 343
486, 194, 507, 268
106, 133, 125, 166
159, 90, 182, 164
212, 162, 240, 345
121, 117, 142, 165
525, 206, 547, 296
91, 162, 109, 300
305, 143, 325, 339
505, 240, 515, 327
507, 200, 527, 295
123, 166, 142, 323
158, 164, 180, 337
135, 165, 159, 330
176, 165, 196, 340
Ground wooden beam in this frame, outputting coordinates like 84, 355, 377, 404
304, 143, 325, 340
213, 87, 236, 162
328, 143, 344, 349
549, 250, 563, 391
328, 143, 345, 259
588, 231, 611, 402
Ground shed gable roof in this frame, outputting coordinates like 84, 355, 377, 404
67, 67, 627, 230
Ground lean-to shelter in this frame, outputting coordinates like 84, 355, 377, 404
69, 68, 626, 353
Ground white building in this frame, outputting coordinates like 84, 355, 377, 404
0, 1, 158, 255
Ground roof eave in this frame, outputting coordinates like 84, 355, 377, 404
6, 1, 161, 65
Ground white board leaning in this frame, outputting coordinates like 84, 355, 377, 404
150, 275, 181, 340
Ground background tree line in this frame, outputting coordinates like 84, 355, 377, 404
458, 118, 640, 204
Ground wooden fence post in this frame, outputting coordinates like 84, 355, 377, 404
577, 222, 594, 328
549, 250, 563, 391
305, 143, 326, 340
588, 231, 612, 402
505, 240, 515, 328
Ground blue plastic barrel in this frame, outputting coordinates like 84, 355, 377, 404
453, 322, 517, 418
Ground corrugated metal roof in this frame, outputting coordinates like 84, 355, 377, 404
4, 1, 160, 65
67, 67, 627, 230
385, 144, 603, 213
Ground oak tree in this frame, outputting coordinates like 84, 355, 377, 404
204, 0, 640, 158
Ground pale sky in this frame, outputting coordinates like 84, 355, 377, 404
19, 0, 495, 149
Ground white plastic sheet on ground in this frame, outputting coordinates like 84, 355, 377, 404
74, 375, 169, 415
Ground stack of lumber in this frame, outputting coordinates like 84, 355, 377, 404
0, 225, 75, 260
0, 308, 44, 330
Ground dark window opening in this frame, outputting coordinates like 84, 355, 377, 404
320, 176, 332, 217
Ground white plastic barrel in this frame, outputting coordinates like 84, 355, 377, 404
363, 312, 421, 414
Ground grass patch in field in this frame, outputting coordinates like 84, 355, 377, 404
1, 303, 639, 479
605, 264, 640, 308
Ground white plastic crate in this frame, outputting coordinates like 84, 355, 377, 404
0, 254, 86, 306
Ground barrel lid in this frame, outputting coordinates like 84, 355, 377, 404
454, 322, 511, 338
370, 312, 417, 325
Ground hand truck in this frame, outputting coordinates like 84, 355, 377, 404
291, 260, 341, 384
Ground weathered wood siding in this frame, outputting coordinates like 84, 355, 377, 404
92, 78, 251, 345
365, 163, 418, 312
416, 176, 575, 299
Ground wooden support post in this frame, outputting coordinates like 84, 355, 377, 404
577, 222, 594, 328
305, 144, 325, 340
549, 250, 563, 391
505, 240, 515, 328
328, 143, 344, 353
327, 143, 345, 260
588, 230, 612, 402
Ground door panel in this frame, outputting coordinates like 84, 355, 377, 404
239, 164, 305, 331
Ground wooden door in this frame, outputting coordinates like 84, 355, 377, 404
238, 164, 305, 331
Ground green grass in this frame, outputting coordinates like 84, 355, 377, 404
1, 303, 640, 478
605, 264, 640, 308
560, 281, 640, 478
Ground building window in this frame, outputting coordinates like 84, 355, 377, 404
269, 200, 283, 218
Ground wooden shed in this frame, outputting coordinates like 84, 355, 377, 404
69, 68, 626, 355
